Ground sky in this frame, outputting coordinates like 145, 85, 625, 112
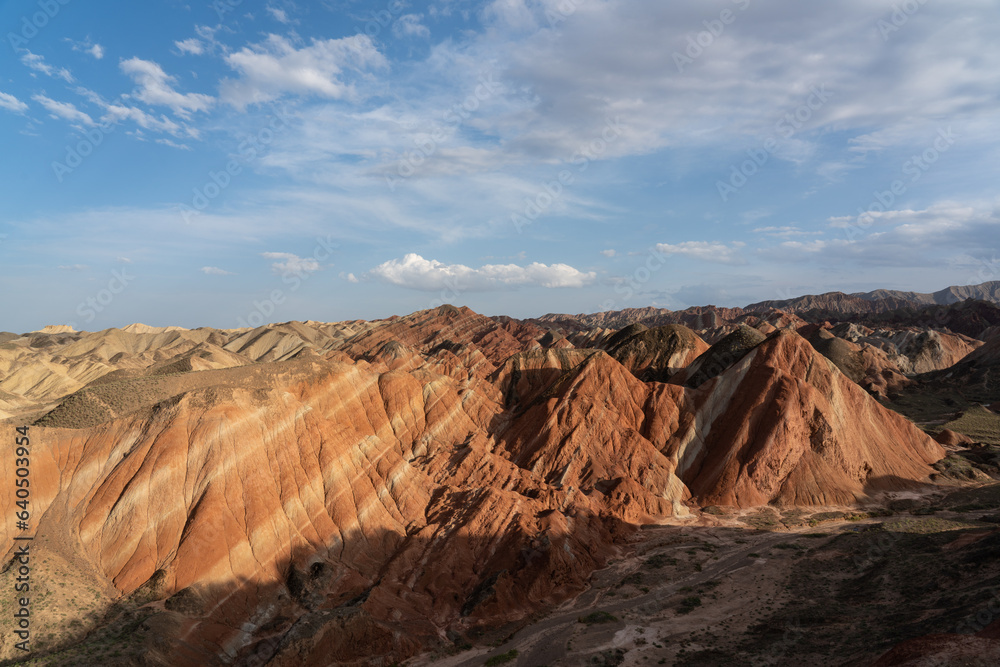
1, 0, 999, 332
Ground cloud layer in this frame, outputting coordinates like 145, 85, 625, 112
370, 253, 596, 290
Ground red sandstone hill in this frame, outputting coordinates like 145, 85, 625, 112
669, 330, 943, 507
0, 306, 950, 665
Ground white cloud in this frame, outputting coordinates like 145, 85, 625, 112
0, 91, 28, 114
776, 240, 832, 253
369, 253, 595, 290
156, 138, 192, 150
759, 202, 1000, 270
20, 52, 73, 82
753, 226, 823, 238
174, 38, 205, 56
481, 0, 537, 32
201, 266, 235, 275
339, 271, 359, 283
826, 203, 982, 230
413, 0, 1000, 166
58, 264, 89, 271
66, 39, 104, 59
261, 252, 321, 277
117, 257, 133, 264
655, 241, 747, 265
220, 34, 387, 108
393, 14, 430, 38
267, 6, 291, 23
101, 104, 188, 137
600, 249, 616, 257
120, 58, 214, 117
32, 95, 94, 126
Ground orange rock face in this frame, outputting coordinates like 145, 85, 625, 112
667, 331, 944, 507
0, 309, 947, 665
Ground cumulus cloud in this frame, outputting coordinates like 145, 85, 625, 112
261, 252, 321, 276
174, 38, 205, 55
655, 241, 747, 265
339, 271, 359, 283
393, 14, 430, 38
220, 34, 387, 108
32, 95, 94, 126
267, 6, 292, 23
0, 91, 28, 114
369, 253, 595, 290
120, 58, 214, 117
101, 103, 187, 137
20, 52, 73, 82
66, 39, 104, 59
201, 266, 235, 275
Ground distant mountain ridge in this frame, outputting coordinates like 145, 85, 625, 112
537, 281, 1000, 327
748, 280, 1000, 312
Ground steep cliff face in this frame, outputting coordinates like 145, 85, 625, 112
0, 309, 950, 665
668, 331, 944, 507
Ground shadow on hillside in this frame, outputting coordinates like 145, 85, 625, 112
1, 505, 633, 667
9, 482, 1000, 667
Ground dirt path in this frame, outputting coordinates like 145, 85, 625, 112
437, 527, 801, 667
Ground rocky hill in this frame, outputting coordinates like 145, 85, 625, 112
0, 301, 991, 666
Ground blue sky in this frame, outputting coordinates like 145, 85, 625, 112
1, 0, 999, 332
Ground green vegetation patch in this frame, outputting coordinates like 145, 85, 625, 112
677, 596, 702, 615
579, 611, 618, 624
880, 517, 981, 534
644, 554, 677, 568
485, 649, 518, 665
944, 405, 1000, 444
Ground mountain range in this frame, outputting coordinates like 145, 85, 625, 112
3, 282, 1000, 665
